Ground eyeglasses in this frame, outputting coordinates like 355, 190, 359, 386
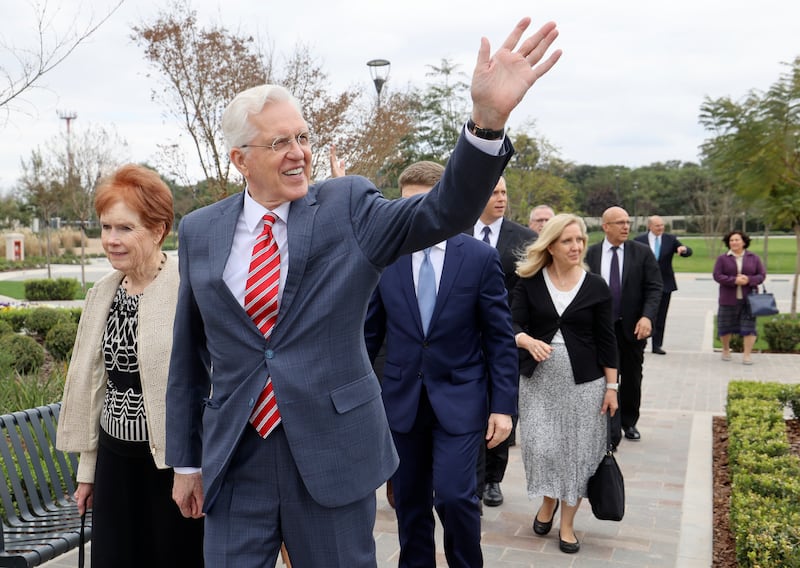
606, 220, 631, 227
532, 218, 551, 223
241, 132, 312, 153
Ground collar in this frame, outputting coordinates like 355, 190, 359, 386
243, 189, 291, 232
475, 216, 504, 235
603, 238, 625, 253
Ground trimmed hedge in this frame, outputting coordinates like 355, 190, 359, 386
0, 334, 44, 374
726, 381, 800, 567
23, 278, 80, 301
763, 315, 800, 353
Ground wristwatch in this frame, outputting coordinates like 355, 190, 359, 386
606, 383, 619, 391
466, 118, 505, 140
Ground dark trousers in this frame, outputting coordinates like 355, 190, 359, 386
652, 292, 672, 349
611, 320, 646, 447
476, 415, 517, 497
392, 389, 483, 568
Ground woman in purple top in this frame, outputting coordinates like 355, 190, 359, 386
712, 230, 766, 365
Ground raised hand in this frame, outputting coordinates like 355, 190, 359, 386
470, 18, 562, 130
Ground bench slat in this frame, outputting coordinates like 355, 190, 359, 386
0, 403, 90, 567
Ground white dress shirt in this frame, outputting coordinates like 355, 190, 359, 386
472, 217, 503, 248
223, 190, 291, 307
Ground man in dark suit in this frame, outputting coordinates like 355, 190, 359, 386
470, 175, 536, 507
165, 19, 561, 568
585, 207, 662, 447
365, 162, 517, 568
634, 215, 693, 355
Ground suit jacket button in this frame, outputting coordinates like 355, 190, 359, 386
265, 349, 274, 360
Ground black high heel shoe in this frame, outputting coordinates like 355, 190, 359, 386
532, 500, 559, 536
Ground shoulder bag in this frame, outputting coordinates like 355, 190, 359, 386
587, 413, 625, 521
747, 285, 779, 317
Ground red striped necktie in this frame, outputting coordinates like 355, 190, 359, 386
246, 213, 281, 437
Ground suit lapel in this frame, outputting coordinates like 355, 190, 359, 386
431, 237, 465, 329
394, 256, 423, 333
279, 193, 318, 327
209, 194, 252, 321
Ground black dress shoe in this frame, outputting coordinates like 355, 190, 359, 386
624, 426, 641, 441
558, 531, 580, 554
652, 347, 667, 355
532, 500, 559, 535
483, 482, 504, 507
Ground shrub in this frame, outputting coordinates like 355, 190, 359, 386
24, 308, 70, 337
0, 334, 44, 374
726, 381, 800, 567
0, 308, 31, 332
45, 321, 78, 361
0, 365, 67, 414
763, 315, 800, 353
24, 278, 80, 301
0, 319, 13, 337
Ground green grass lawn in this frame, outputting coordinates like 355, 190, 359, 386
673, 236, 797, 275
0, 281, 90, 301
588, 232, 798, 274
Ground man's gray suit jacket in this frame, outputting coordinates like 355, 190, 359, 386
166, 134, 514, 512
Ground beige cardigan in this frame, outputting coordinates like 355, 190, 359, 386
56, 254, 179, 483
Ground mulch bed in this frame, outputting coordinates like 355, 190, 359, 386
712, 416, 800, 567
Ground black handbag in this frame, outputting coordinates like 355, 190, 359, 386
587, 413, 625, 521
747, 285, 779, 317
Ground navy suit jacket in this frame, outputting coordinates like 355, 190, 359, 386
364, 235, 518, 435
633, 232, 692, 293
496, 219, 537, 294
585, 240, 663, 342
166, 135, 512, 511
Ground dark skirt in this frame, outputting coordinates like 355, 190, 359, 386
717, 300, 757, 337
91, 429, 204, 567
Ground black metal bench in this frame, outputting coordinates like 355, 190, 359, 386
0, 403, 90, 567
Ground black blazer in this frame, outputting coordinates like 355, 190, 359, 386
633, 232, 692, 293
510, 270, 618, 381
585, 240, 663, 342
495, 219, 538, 294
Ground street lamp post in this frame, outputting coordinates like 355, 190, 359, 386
366, 59, 391, 105
614, 169, 620, 205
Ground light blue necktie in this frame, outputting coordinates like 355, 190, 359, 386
654, 236, 661, 259
417, 247, 436, 335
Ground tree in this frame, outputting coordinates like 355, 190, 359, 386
18, 149, 66, 277
50, 123, 128, 289
699, 56, 800, 314
0, 0, 124, 123
407, 59, 470, 162
132, 0, 268, 200
504, 128, 576, 223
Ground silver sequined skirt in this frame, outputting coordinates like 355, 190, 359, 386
518, 343, 606, 506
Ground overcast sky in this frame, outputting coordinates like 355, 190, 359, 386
1, 0, 797, 193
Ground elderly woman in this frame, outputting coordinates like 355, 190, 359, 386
713, 230, 766, 365
57, 164, 203, 567
511, 214, 618, 554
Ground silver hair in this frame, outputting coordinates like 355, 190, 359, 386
221, 85, 303, 152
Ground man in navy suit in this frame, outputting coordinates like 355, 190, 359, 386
585, 207, 661, 447
470, 175, 536, 508
365, 162, 518, 568
166, 19, 561, 568
634, 215, 692, 354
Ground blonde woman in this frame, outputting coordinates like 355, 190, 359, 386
510, 214, 618, 554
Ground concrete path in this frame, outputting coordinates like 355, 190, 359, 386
29, 271, 800, 567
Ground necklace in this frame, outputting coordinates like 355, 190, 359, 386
123, 253, 166, 292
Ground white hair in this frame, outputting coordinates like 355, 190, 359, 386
221, 84, 303, 151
